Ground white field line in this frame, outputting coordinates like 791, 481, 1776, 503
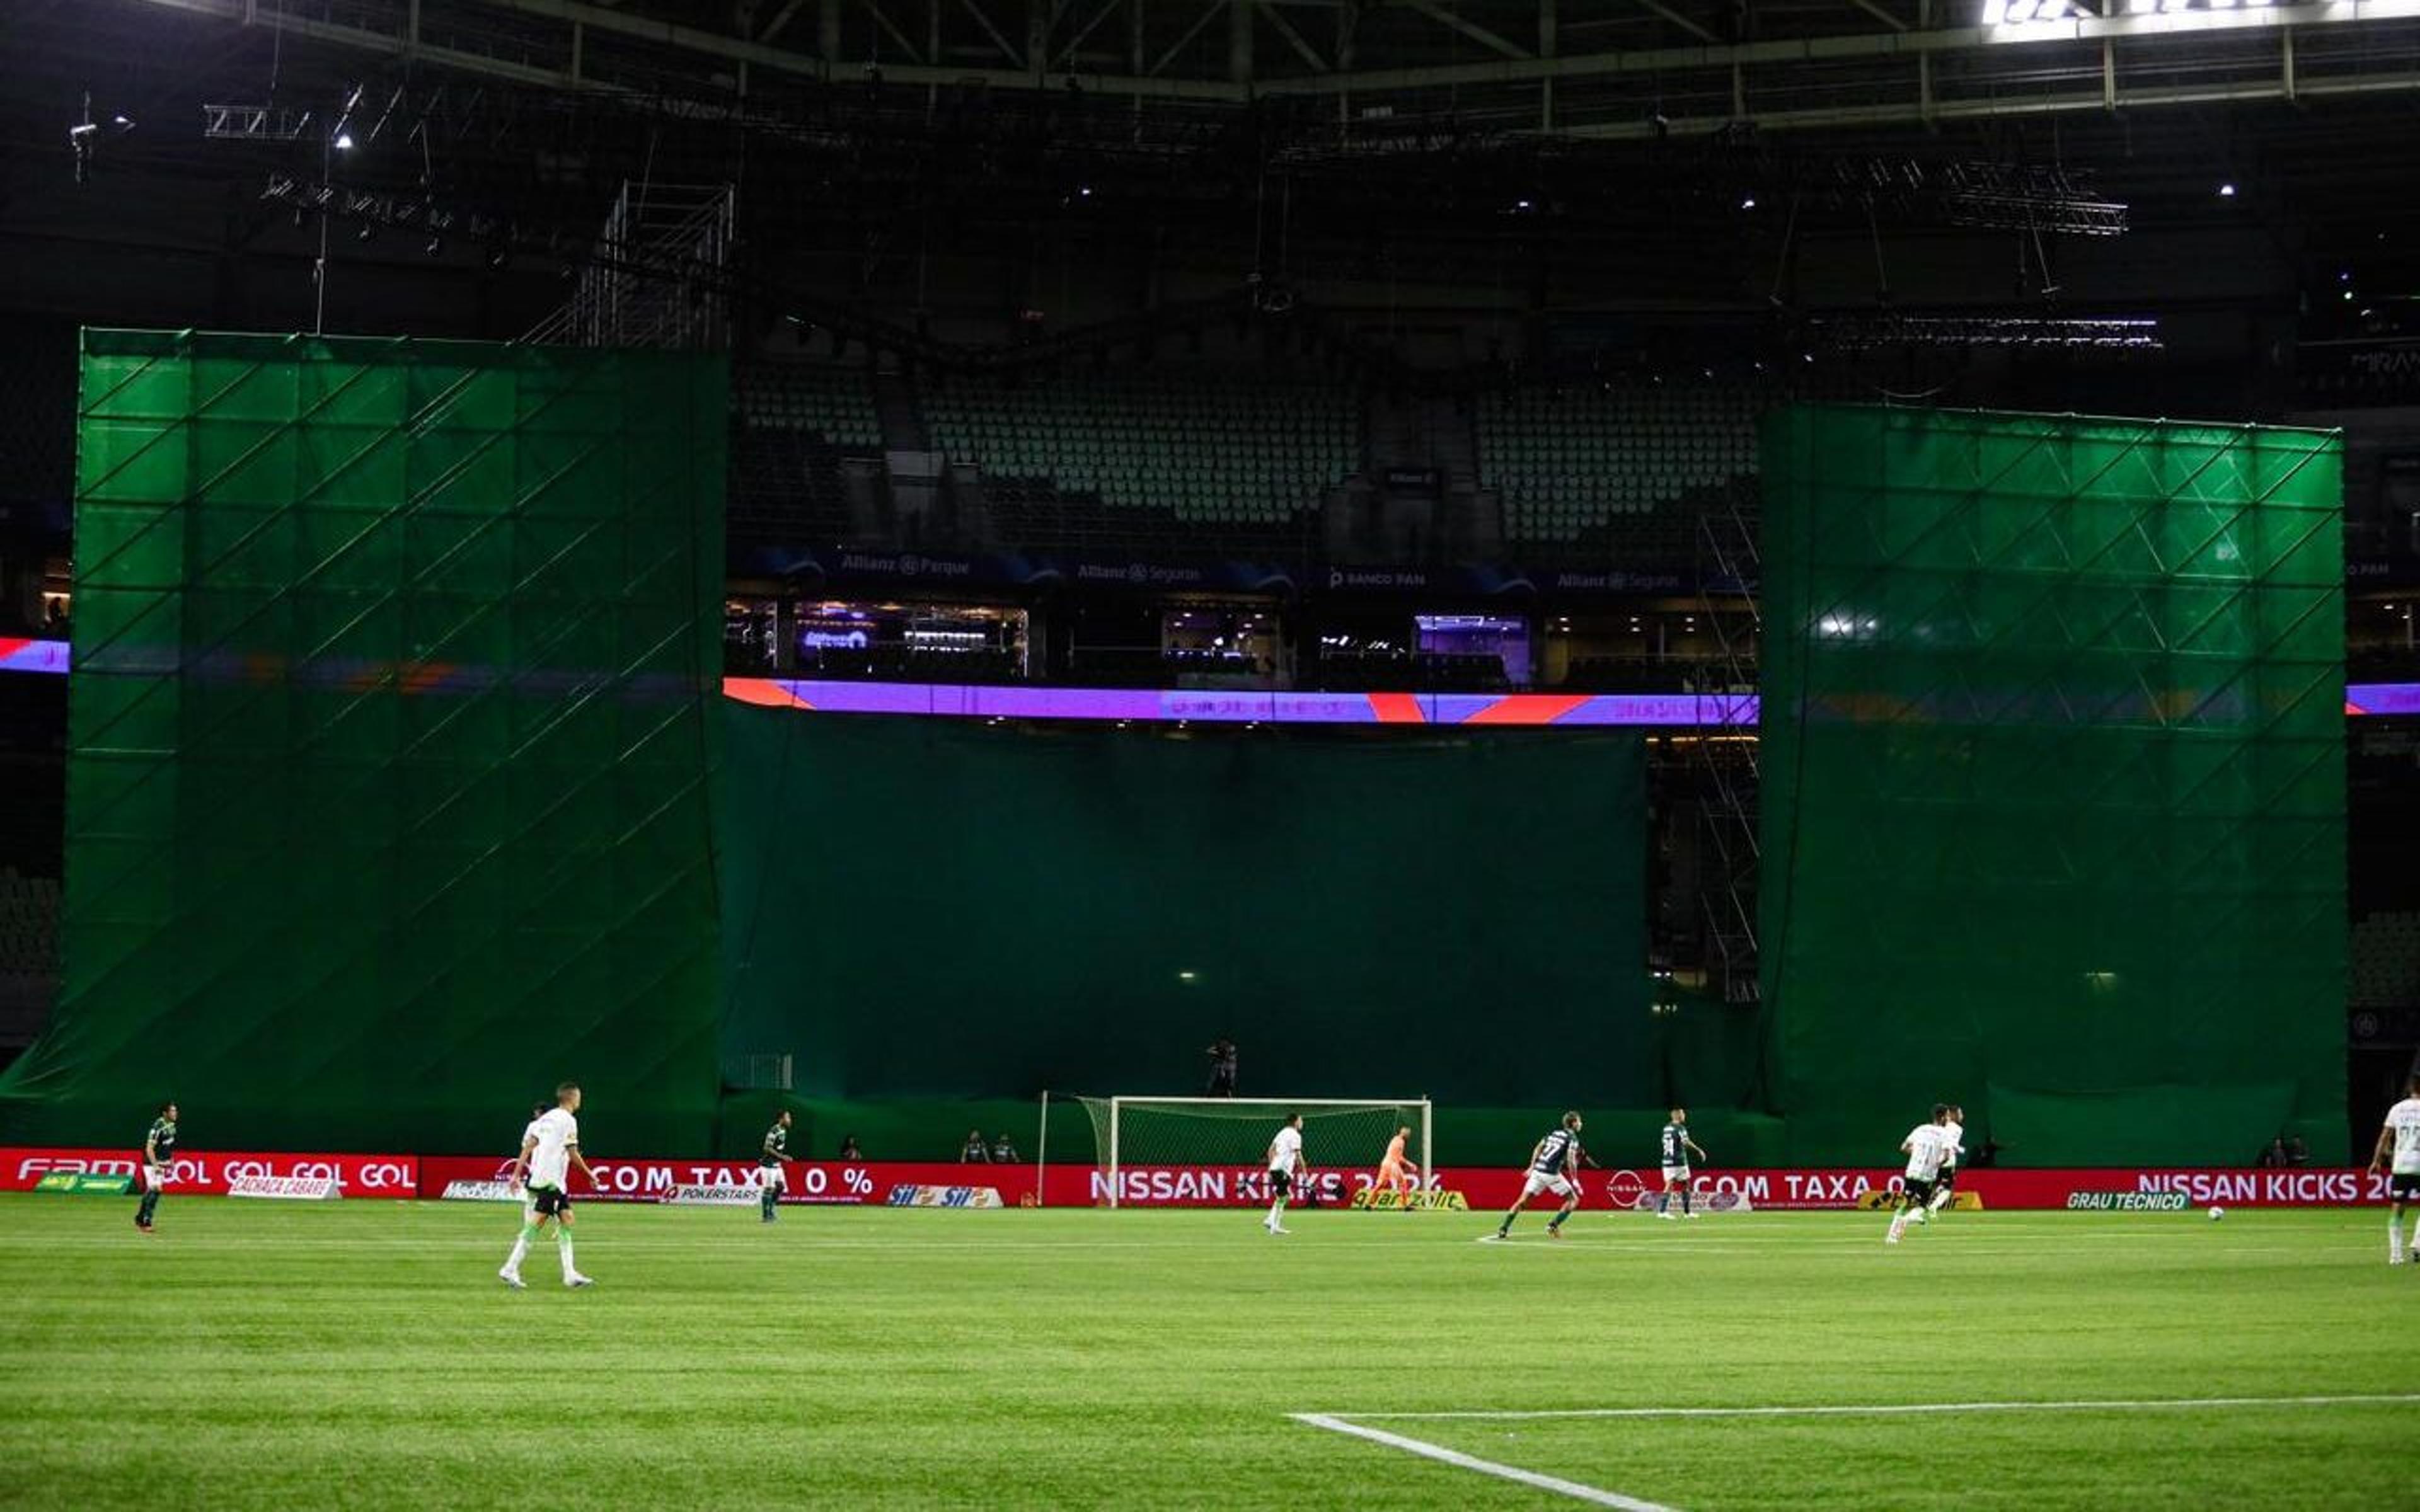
1290, 1413, 1678, 1511
1333, 1392, 2420, 1423
1294, 1393, 2420, 1509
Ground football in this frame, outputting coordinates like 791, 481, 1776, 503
2209, 1206, 2226, 1221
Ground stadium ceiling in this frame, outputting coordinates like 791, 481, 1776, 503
129, 0, 2420, 136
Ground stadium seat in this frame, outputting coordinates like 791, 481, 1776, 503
2351, 911, 2420, 1008
729, 362, 883, 542
1475, 383, 1765, 552
923, 370, 1356, 537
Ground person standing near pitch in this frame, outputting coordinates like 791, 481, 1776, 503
1264, 1114, 1305, 1234
1886, 1104, 1952, 1246
759, 1109, 792, 1223
1927, 1103, 1966, 1217
134, 1101, 176, 1234
1373, 1125, 1420, 1207
1485, 1112, 1584, 1242
2369, 1074, 2420, 1264
1655, 1107, 1707, 1220
502, 1082, 597, 1288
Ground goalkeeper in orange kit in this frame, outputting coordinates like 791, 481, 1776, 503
1373, 1125, 1420, 1206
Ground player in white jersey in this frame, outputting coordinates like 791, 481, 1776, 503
515, 1102, 548, 1223
1926, 1103, 1966, 1215
2368, 1074, 2420, 1265
1484, 1112, 1585, 1242
1264, 1114, 1305, 1235
1886, 1104, 1952, 1246
502, 1082, 599, 1288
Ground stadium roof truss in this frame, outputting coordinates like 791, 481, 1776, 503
133, 0, 2420, 137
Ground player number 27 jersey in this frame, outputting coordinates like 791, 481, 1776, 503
1533, 1128, 1577, 1176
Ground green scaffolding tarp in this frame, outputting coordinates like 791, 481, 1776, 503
1758, 405, 2346, 1166
0, 331, 726, 1154
722, 707, 1652, 1109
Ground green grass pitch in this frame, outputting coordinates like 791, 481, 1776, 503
0, 1194, 2407, 1509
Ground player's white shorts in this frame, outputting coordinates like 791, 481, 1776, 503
759, 1164, 787, 1193
1520, 1171, 1574, 1200
1661, 1165, 1690, 1185
144, 1164, 171, 1190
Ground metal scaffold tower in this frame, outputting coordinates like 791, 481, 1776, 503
1691, 473, 1764, 1004
526, 181, 735, 350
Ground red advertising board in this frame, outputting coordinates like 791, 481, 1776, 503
415, 1155, 1037, 1205
0, 1147, 420, 1198
1966, 1167, 2400, 1210
1013, 1164, 1894, 1210
1049, 1165, 2407, 1210
6, 1150, 2391, 1210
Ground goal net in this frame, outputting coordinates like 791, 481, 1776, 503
1078, 1097, 1431, 1209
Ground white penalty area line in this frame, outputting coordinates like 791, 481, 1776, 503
1291, 1394, 2420, 1510
1289, 1414, 1678, 1511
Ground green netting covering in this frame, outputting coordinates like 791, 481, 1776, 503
1758, 405, 2345, 1166
722, 707, 1650, 1109
0, 331, 726, 1154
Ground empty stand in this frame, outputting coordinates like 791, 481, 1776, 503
0, 868, 58, 1051
730, 362, 884, 541
924, 370, 1355, 546
2352, 912, 2420, 1008
1478, 384, 1760, 554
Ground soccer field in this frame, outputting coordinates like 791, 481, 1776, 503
0, 1196, 2405, 1510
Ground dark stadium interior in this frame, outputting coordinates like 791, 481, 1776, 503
0, 0, 2416, 1160
9, 9, 2420, 1506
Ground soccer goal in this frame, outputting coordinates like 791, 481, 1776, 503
1078, 1097, 1432, 1209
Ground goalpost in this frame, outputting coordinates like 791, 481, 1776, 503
1078, 1097, 1431, 1209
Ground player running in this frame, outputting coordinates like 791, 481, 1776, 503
1655, 1107, 1708, 1220
759, 1109, 792, 1224
502, 1082, 598, 1289
1373, 1125, 1421, 1208
1264, 1114, 1305, 1235
134, 1101, 176, 1234
1927, 1103, 1966, 1217
1484, 1112, 1584, 1242
1886, 1104, 1952, 1246
2369, 1074, 2420, 1265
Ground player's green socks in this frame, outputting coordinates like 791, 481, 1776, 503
506, 1223, 536, 1271
556, 1230, 575, 1273
1680, 1189, 1693, 1216
761, 1186, 777, 1221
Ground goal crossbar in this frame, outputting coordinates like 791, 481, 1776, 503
1109, 1097, 1422, 1108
